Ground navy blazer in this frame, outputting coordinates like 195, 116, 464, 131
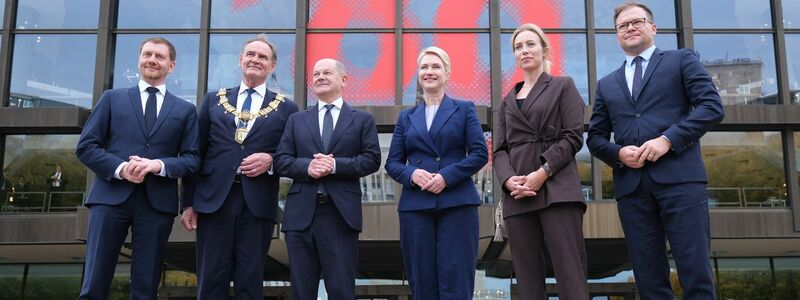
385, 95, 488, 211
587, 48, 724, 198
274, 102, 381, 232
182, 87, 299, 221
76, 86, 200, 215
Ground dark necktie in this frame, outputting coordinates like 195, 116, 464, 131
632, 56, 644, 101
321, 104, 334, 152
145, 87, 158, 133
237, 88, 256, 128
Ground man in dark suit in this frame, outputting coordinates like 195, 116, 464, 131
275, 58, 381, 299
76, 37, 199, 299
180, 34, 298, 299
587, 2, 725, 299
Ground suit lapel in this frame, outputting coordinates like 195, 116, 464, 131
303, 106, 325, 152
637, 48, 663, 100
327, 102, 354, 152
409, 103, 438, 154
520, 73, 551, 115
128, 87, 148, 136
428, 95, 457, 142
613, 62, 634, 105
243, 89, 274, 142
148, 91, 176, 136
227, 87, 240, 127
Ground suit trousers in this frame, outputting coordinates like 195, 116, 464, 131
505, 202, 588, 300
399, 205, 479, 299
79, 184, 174, 300
285, 199, 359, 300
616, 170, 715, 300
196, 183, 275, 300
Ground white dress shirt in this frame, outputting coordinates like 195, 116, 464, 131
317, 98, 343, 173
624, 44, 657, 96
114, 80, 168, 180
424, 104, 439, 131
234, 81, 267, 132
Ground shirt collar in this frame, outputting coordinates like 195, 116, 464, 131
238, 81, 267, 97
318, 97, 344, 111
625, 44, 657, 67
138, 80, 166, 95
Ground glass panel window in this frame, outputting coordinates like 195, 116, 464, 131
717, 258, 774, 300
594, 0, 676, 29
785, 35, 800, 104
578, 133, 592, 201
499, 0, 585, 29
307, 33, 395, 106
0, 265, 24, 299
595, 33, 677, 81
476, 132, 493, 204
0, 3, 5, 28
9, 34, 96, 109
362, 134, 397, 202
784, 1, 800, 29
774, 257, 800, 300
211, 0, 295, 29
695, 34, 778, 105
113, 34, 200, 104
702, 132, 786, 208
403, 0, 488, 28
692, 0, 772, 29
16, 0, 98, 29
117, 0, 200, 29
207, 34, 296, 100
2, 135, 86, 213
402, 33, 489, 105
501, 33, 588, 103
309, 0, 394, 28
23, 264, 82, 299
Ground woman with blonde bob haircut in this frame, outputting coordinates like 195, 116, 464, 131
385, 46, 488, 298
493, 23, 589, 299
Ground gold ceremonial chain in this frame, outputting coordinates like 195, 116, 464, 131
216, 88, 285, 122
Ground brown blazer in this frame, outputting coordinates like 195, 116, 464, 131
493, 73, 585, 218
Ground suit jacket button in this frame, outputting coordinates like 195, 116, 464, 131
435, 157, 440, 162
240, 145, 245, 150
145, 143, 150, 148
635, 113, 641, 118
416, 159, 421, 164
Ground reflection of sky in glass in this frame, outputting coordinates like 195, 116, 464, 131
117, 0, 200, 29
402, 33, 490, 105
16, 0, 98, 29
786, 35, 800, 93
10, 34, 96, 109
501, 33, 588, 103
594, 0, 676, 28
694, 34, 777, 103
207, 34, 296, 101
211, 0, 295, 28
307, 33, 395, 106
595, 34, 677, 80
499, 0, 585, 28
0, 2, 5, 28
784, 2, 800, 29
692, 0, 772, 29
403, 0, 489, 28
113, 35, 199, 104
309, 0, 393, 28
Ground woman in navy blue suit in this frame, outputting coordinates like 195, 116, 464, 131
385, 46, 488, 299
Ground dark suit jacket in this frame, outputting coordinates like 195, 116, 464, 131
76, 86, 200, 215
182, 87, 299, 221
493, 74, 585, 217
275, 102, 381, 232
587, 48, 725, 198
385, 95, 488, 212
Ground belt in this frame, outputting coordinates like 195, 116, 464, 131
234, 174, 242, 184
316, 193, 331, 204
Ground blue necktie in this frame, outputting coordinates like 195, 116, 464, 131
144, 87, 158, 133
237, 88, 255, 129
321, 104, 334, 152
632, 56, 644, 102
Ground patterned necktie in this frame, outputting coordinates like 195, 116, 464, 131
321, 104, 335, 152
632, 56, 644, 101
145, 87, 159, 133
237, 88, 255, 128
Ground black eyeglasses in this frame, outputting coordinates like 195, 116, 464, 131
615, 18, 650, 33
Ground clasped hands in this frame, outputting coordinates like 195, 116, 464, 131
504, 168, 548, 200
240, 152, 273, 177
121, 155, 162, 183
617, 136, 672, 169
411, 169, 447, 194
308, 153, 334, 179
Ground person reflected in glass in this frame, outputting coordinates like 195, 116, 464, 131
493, 23, 589, 300
385, 46, 488, 299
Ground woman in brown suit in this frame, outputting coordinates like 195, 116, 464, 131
493, 23, 589, 299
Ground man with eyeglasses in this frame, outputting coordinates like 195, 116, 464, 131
588, 2, 724, 299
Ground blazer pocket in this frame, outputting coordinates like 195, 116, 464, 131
288, 184, 302, 194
